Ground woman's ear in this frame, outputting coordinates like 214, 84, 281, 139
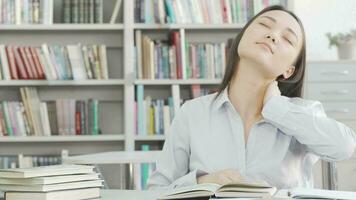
282, 66, 295, 79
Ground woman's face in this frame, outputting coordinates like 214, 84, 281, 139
238, 10, 303, 80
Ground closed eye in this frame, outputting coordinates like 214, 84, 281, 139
283, 37, 293, 46
258, 22, 270, 28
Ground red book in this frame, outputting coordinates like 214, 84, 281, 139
24, 47, 39, 79
12, 46, 28, 79
30, 47, 46, 79
75, 111, 81, 135
75, 101, 81, 135
221, 0, 228, 23
18, 47, 34, 79
171, 31, 182, 79
5, 46, 19, 80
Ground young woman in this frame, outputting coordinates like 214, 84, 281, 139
147, 5, 356, 190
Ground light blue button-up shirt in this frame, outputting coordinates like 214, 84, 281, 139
147, 88, 356, 190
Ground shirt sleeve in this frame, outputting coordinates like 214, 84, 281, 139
147, 103, 203, 190
262, 95, 356, 162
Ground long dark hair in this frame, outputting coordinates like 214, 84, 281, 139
216, 5, 306, 98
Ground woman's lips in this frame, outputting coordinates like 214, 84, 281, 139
256, 42, 274, 54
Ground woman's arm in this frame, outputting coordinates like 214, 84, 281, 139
147, 103, 200, 190
262, 95, 356, 161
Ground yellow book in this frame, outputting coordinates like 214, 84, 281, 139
149, 106, 154, 135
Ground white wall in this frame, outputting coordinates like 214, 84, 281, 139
292, 0, 356, 60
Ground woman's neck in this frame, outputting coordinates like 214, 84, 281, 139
228, 60, 271, 122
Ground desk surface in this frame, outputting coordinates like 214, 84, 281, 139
100, 190, 295, 200
101, 189, 161, 200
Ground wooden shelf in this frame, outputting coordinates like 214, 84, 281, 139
134, 79, 222, 85
133, 23, 245, 30
0, 24, 124, 31
0, 79, 126, 86
0, 135, 125, 142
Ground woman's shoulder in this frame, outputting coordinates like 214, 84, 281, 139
180, 92, 218, 113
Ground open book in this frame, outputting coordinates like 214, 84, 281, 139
276, 188, 356, 200
158, 182, 277, 199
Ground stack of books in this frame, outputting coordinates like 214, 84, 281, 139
0, 164, 103, 200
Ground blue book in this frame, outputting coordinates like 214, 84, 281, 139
168, 97, 174, 122
162, 46, 169, 79
136, 85, 144, 135
141, 144, 150, 189
164, 0, 175, 23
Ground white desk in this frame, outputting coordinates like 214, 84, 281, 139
100, 190, 295, 200
101, 189, 162, 200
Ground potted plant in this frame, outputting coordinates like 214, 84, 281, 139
326, 30, 356, 60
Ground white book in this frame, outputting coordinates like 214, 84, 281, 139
0, 173, 100, 185
179, 29, 186, 79
109, 0, 122, 24
15, 0, 21, 25
157, 0, 165, 24
0, 179, 103, 192
15, 102, 27, 136
41, 44, 58, 80
40, 102, 51, 136
42, 0, 53, 25
276, 188, 356, 200
0, 164, 95, 178
0, 45, 11, 80
5, 187, 100, 200
67, 44, 87, 80
133, 163, 141, 190
99, 45, 108, 79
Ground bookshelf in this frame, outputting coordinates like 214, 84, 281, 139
0, 0, 126, 160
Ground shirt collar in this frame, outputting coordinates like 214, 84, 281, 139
213, 86, 267, 124
213, 87, 230, 111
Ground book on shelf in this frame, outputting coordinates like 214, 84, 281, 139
62, 0, 104, 24
110, 0, 122, 24
134, 30, 227, 80
0, 155, 61, 169
0, 44, 108, 81
0, 0, 53, 25
0, 164, 102, 200
158, 181, 277, 199
135, 85, 174, 136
